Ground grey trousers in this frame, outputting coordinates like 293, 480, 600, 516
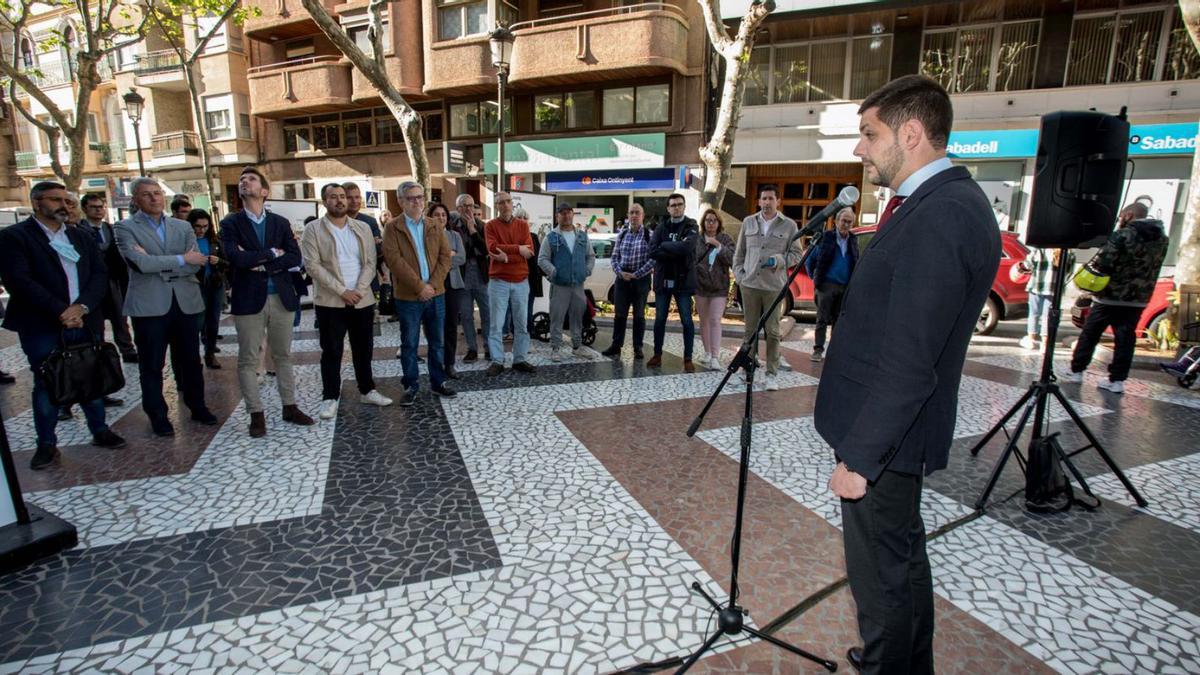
234, 294, 296, 413
461, 265, 491, 354
549, 283, 586, 350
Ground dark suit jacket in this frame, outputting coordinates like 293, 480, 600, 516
219, 210, 302, 315
0, 218, 108, 335
814, 166, 1000, 481
85, 220, 129, 291
806, 229, 860, 286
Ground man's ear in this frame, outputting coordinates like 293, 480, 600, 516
900, 118, 926, 151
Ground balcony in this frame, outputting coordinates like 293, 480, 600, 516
151, 131, 202, 167
94, 141, 127, 166
352, 53, 423, 103
243, 0, 341, 41
248, 56, 354, 118
12, 65, 72, 98
425, 35, 497, 96
507, 3, 691, 87
134, 50, 187, 91
15, 151, 37, 171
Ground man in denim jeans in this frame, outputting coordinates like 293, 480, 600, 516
483, 192, 537, 376
382, 181, 455, 405
0, 181, 126, 470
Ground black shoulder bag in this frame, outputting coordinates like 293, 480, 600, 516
38, 331, 126, 406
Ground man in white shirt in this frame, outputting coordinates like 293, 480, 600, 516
301, 184, 393, 420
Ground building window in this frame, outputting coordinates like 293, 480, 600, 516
602, 88, 635, 126
343, 110, 373, 148
376, 114, 403, 145
311, 114, 341, 150
205, 110, 231, 138
239, 113, 253, 139
746, 20, 892, 105
347, 23, 392, 53
281, 182, 315, 200
1066, 5, 1186, 86
20, 37, 35, 69
284, 109, 438, 152
448, 99, 512, 138
423, 111, 444, 141
86, 114, 100, 144
437, 0, 489, 40
285, 38, 315, 60
634, 83, 669, 124
534, 91, 595, 131
916, 0, 1043, 93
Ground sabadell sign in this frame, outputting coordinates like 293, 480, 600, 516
946, 123, 1199, 159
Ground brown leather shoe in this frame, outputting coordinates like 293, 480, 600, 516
205, 353, 221, 369
282, 405, 315, 426
249, 412, 267, 438
646, 354, 662, 367
683, 359, 695, 373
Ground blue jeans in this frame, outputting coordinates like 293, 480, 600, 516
653, 290, 695, 359
1027, 292, 1051, 336
395, 295, 446, 390
20, 328, 109, 447
488, 279, 530, 365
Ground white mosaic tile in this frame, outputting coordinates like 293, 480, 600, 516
973, 353, 1200, 410
1088, 452, 1200, 534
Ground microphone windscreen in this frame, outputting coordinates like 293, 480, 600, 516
838, 186, 861, 207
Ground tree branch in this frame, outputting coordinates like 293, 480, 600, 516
696, 0, 733, 54
0, 60, 78, 133
367, 0, 387, 69
188, 1, 241, 66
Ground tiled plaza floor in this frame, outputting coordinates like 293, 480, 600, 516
1, 312, 1198, 673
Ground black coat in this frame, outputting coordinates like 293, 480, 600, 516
528, 231, 544, 297
0, 218, 108, 335
219, 211, 303, 314
806, 229, 860, 286
650, 216, 700, 294
448, 213, 490, 283
195, 235, 230, 289
814, 166, 1000, 481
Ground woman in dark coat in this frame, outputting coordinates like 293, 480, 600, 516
694, 208, 735, 369
188, 209, 229, 369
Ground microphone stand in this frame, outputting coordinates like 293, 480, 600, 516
648, 213, 838, 674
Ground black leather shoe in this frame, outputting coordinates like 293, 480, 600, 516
399, 389, 418, 407
249, 412, 267, 438
601, 346, 621, 357
122, 353, 140, 364
0, 370, 15, 384
102, 396, 124, 407
445, 368, 461, 380
91, 429, 127, 449
463, 351, 478, 363
191, 409, 219, 426
30, 444, 59, 470
152, 420, 176, 437
486, 363, 504, 377
846, 647, 863, 672
204, 354, 221, 370
634, 350, 644, 360
431, 384, 457, 398
512, 361, 536, 374
58, 406, 73, 421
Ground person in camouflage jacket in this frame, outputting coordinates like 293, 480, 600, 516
1063, 203, 1169, 393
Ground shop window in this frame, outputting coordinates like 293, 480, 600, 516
534, 91, 595, 132
1066, 7, 1176, 86
922, 18, 1039, 93
1165, 8, 1200, 80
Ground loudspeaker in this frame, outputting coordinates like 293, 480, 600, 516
1025, 110, 1129, 249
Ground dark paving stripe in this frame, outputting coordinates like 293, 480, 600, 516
0, 376, 500, 663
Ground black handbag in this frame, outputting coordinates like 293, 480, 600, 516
377, 283, 395, 315
37, 332, 126, 406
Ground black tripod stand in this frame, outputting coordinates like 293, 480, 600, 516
970, 248, 1147, 510
663, 228, 837, 674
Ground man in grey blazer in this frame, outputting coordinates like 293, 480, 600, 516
114, 177, 218, 437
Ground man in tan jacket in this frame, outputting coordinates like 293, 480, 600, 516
302, 184, 394, 420
382, 181, 454, 405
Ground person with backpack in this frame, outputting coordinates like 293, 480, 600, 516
601, 203, 655, 359
538, 203, 596, 361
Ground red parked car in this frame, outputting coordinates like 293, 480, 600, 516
785, 226, 1030, 335
1070, 276, 1174, 340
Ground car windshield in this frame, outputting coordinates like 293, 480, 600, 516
592, 238, 614, 259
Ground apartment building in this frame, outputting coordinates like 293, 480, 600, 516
7, 5, 255, 217
724, 0, 1200, 266
244, 0, 708, 227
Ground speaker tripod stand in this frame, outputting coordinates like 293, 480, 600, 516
970, 248, 1147, 510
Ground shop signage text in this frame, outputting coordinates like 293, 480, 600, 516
946, 123, 1199, 159
546, 168, 677, 192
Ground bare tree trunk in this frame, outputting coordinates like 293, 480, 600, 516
1177, 0, 1200, 288
301, 0, 430, 193
696, 0, 774, 213
183, 62, 219, 214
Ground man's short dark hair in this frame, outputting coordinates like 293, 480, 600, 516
758, 184, 779, 199
240, 166, 270, 189
321, 183, 345, 200
81, 192, 106, 208
170, 195, 191, 212
667, 193, 686, 205
859, 75, 953, 150
1123, 202, 1150, 219
31, 181, 66, 201
341, 182, 361, 194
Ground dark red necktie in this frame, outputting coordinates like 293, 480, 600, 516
878, 195, 906, 230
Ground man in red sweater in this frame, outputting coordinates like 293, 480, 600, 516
484, 192, 537, 376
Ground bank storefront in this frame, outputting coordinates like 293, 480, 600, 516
482, 133, 693, 231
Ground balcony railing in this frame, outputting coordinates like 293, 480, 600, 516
134, 50, 183, 75
15, 151, 37, 171
248, 56, 354, 117
94, 141, 127, 165
509, 1, 684, 30
152, 131, 201, 157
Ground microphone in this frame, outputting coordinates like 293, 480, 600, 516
798, 186, 860, 238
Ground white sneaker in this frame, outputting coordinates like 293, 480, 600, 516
318, 399, 338, 420
778, 359, 792, 371
710, 354, 723, 369
550, 349, 563, 362
395, 348, 403, 359
1058, 370, 1083, 383
764, 374, 780, 391
1019, 336, 1038, 351
1098, 379, 1125, 394
572, 346, 592, 359
361, 390, 394, 406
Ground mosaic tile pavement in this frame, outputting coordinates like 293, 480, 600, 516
0, 310, 1198, 673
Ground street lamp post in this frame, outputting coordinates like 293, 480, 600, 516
489, 26, 514, 194
122, 87, 146, 175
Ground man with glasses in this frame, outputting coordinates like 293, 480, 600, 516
447, 194, 490, 362
647, 193, 699, 372
483, 192, 537, 376
81, 193, 138, 365
382, 181, 455, 405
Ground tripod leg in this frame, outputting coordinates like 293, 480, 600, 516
743, 626, 839, 672
674, 626, 725, 675
969, 385, 1036, 457
975, 393, 1038, 511
690, 581, 723, 612
1051, 388, 1149, 507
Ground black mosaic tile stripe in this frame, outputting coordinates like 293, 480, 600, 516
0, 377, 501, 663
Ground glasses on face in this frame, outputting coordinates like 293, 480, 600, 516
403, 194, 426, 203
668, 202, 685, 209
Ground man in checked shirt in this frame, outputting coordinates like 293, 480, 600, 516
601, 203, 655, 360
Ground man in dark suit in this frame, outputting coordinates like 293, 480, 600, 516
814, 75, 1000, 674
221, 166, 314, 438
0, 182, 127, 470
115, 177, 218, 437
806, 207, 860, 363
81, 193, 138, 364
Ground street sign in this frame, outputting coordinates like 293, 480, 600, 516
364, 191, 381, 209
